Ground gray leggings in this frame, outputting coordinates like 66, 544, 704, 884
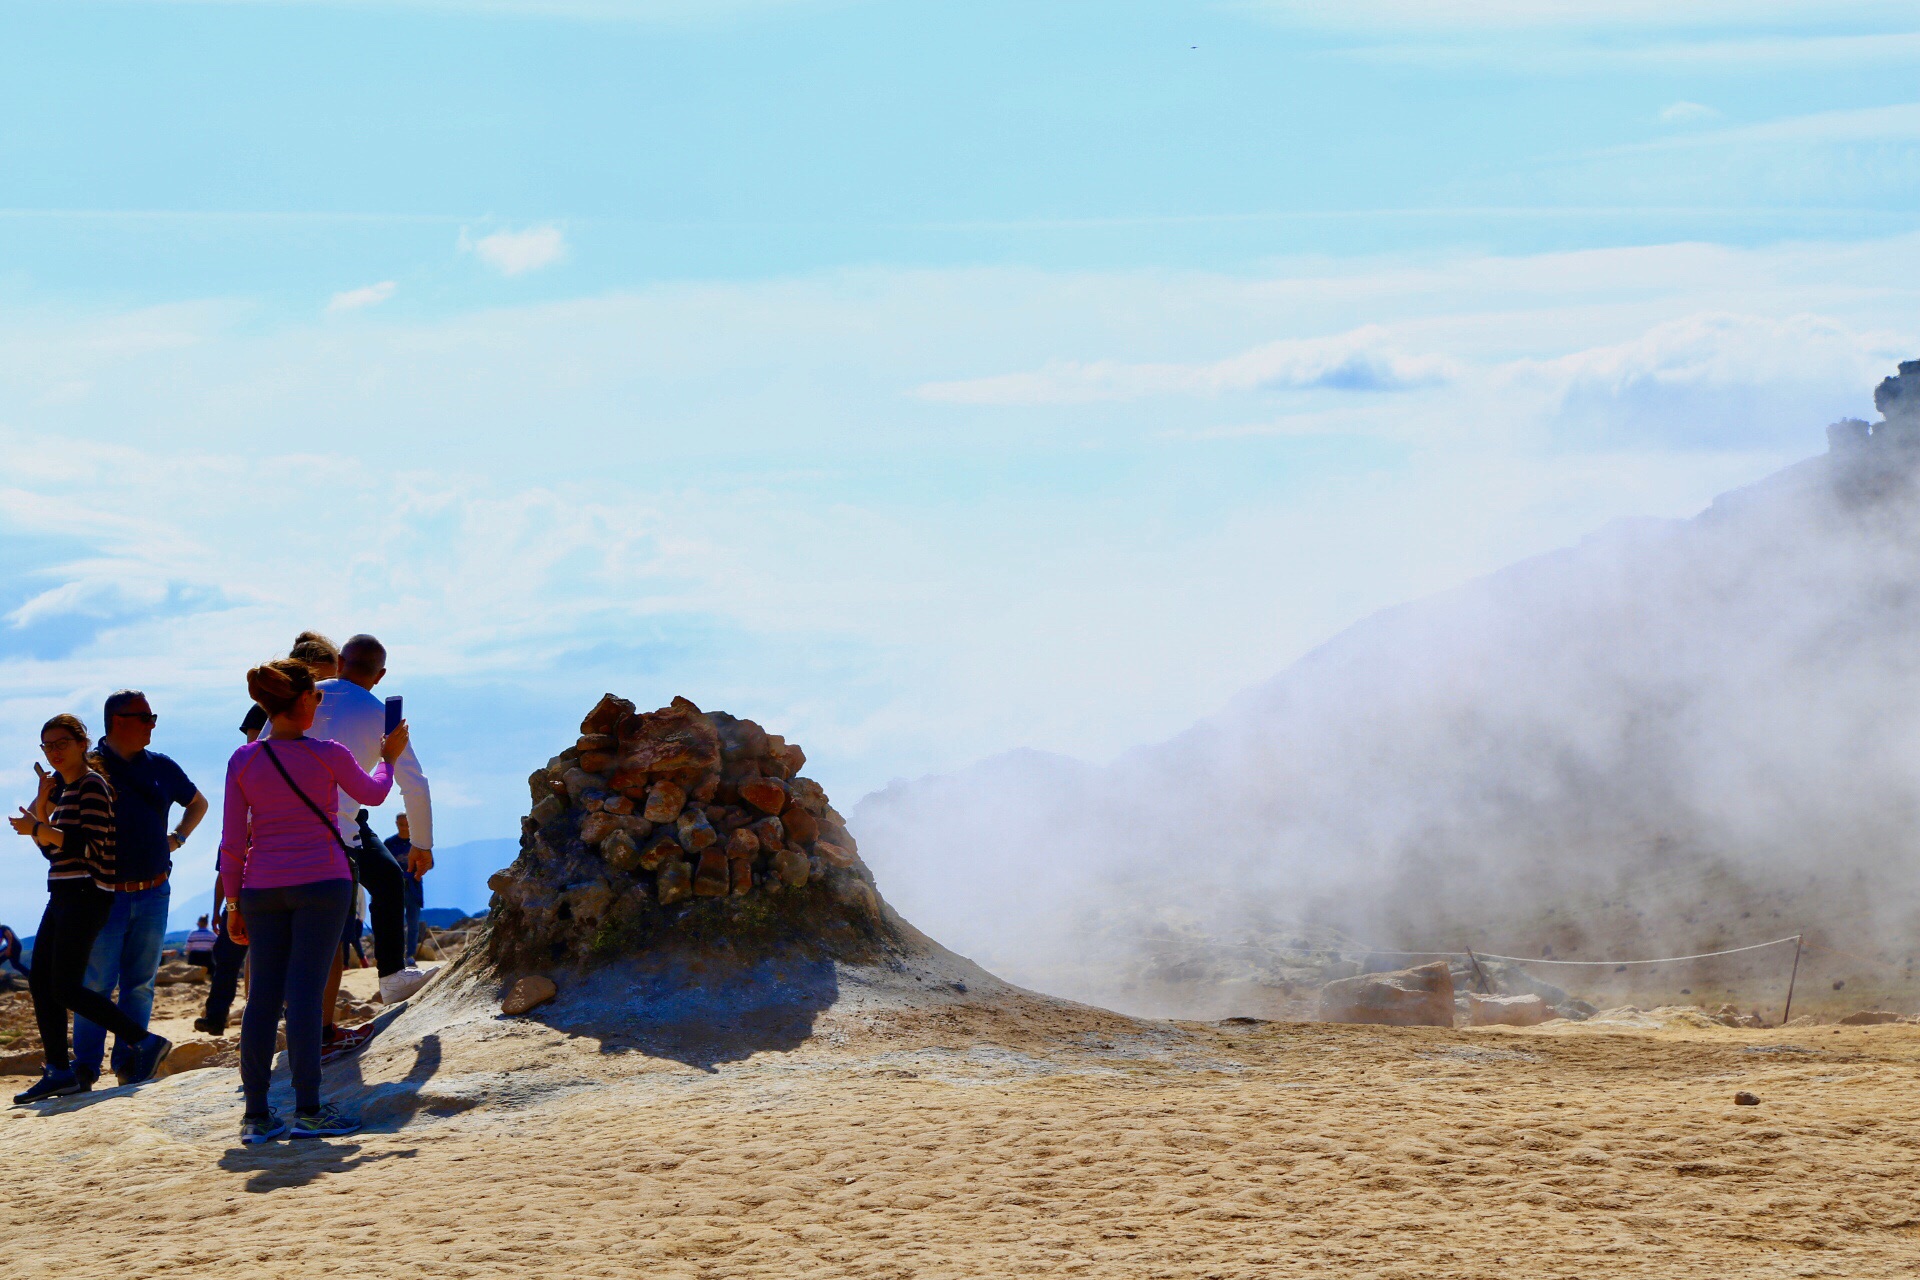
238, 879, 352, 1116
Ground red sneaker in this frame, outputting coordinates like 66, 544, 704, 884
320, 1023, 377, 1064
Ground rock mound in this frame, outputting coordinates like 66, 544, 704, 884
481, 695, 895, 972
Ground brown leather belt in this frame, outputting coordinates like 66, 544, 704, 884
116, 875, 170, 893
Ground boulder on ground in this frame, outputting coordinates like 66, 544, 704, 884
165, 1041, 219, 1073
502, 975, 558, 1016
1838, 1009, 1902, 1026
155, 962, 207, 987
0, 1049, 45, 1076
1318, 961, 1454, 1027
1467, 992, 1556, 1027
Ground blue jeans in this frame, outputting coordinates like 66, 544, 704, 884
73, 880, 171, 1075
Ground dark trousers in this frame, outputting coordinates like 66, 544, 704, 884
28, 881, 150, 1070
238, 879, 352, 1116
355, 836, 410, 978
202, 916, 247, 1030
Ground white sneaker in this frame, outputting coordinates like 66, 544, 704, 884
378, 967, 433, 1004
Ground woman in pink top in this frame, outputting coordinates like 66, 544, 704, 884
220, 658, 407, 1145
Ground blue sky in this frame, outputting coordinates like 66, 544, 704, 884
3, 0, 1919, 927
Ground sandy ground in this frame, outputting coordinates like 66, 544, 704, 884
5, 951, 1920, 1280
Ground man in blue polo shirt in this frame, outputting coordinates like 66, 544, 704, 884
73, 689, 208, 1087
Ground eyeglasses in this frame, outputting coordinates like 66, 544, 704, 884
40, 738, 79, 752
113, 712, 159, 725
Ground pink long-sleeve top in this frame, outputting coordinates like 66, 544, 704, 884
219, 737, 393, 899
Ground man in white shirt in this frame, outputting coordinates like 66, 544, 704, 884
310, 633, 435, 1006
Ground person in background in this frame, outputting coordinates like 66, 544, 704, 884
221, 658, 406, 1143
193, 900, 247, 1036
72, 689, 207, 1088
184, 915, 217, 970
342, 882, 368, 969
310, 634, 435, 1007
8, 715, 171, 1104
242, 632, 339, 743
0, 924, 24, 990
385, 813, 424, 967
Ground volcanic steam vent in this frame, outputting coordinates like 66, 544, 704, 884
485, 695, 889, 968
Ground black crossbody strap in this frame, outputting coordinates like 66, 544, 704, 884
259, 740, 360, 858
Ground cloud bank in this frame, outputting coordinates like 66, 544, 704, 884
2, 234, 1916, 932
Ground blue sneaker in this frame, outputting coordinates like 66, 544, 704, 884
240, 1112, 288, 1145
121, 1033, 173, 1086
12, 1068, 85, 1105
290, 1104, 362, 1139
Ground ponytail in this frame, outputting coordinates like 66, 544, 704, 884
247, 659, 317, 718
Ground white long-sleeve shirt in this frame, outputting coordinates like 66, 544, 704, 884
310, 677, 434, 850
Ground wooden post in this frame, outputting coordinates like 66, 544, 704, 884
1780, 935, 1804, 1028
1465, 946, 1491, 995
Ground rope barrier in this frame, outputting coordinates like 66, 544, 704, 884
1473, 935, 1804, 967
1251, 937, 1803, 966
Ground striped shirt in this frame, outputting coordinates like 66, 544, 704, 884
39, 770, 116, 888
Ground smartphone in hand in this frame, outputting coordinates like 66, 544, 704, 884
385, 695, 404, 736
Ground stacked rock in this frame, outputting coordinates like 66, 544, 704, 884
486, 694, 881, 966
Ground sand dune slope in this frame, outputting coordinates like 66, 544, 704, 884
7, 954, 1920, 1279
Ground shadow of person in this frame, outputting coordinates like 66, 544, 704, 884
216, 1139, 418, 1192
319, 1032, 466, 1131
532, 952, 841, 1073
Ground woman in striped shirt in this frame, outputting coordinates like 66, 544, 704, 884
8, 714, 172, 1104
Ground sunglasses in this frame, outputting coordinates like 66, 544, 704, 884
114, 711, 159, 725
40, 738, 80, 751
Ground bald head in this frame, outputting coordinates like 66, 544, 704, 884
340, 634, 388, 688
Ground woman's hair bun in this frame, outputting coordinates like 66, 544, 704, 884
247, 658, 317, 718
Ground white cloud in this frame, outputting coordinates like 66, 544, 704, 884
126, 0, 834, 20
327, 280, 397, 312
1248, 1, 1916, 33
1658, 101, 1721, 126
1503, 312, 1911, 448
461, 225, 569, 276
1613, 102, 1920, 153
916, 326, 1456, 406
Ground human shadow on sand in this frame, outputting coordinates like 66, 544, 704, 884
217, 1137, 419, 1191
325, 1029, 467, 1123
531, 952, 841, 1073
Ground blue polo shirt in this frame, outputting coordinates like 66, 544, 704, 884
97, 744, 198, 884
